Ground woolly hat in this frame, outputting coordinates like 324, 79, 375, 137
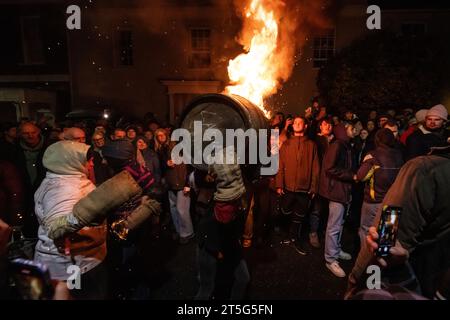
415, 109, 428, 123
43, 140, 90, 176
426, 104, 448, 120
102, 139, 135, 160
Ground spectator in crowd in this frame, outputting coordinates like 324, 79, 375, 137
332, 116, 341, 126
113, 128, 126, 140
368, 110, 377, 121
63, 127, 86, 144
378, 114, 390, 129
406, 105, 448, 160
135, 136, 161, 185
347, 145, 450, 299
276, 116, 320, 255
126, 126, 137, 142
356, 129, 403, 245
91, 131, 110, 185
0, 122, 17, 162
309, 118, 334, 248
319, 123, 358, 277
400, 109, 427, 146
14, 122, 48, 237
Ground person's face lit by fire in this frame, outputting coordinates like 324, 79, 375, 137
320, 121, 333, 136
425, 115, 444, 131
127, 129, 136, 140
20, 123, 41, 148
346, 124, 358, 139
293, 117, 307, 135
156, 130, 167, 144
360, 129, 369, 140
385, 124, 399, 138
114, 129, 126, 140
378, 117, 389, 128
92, 133, 105, 148
136, 138, 148, 151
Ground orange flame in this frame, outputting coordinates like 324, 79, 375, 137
225, 0, 282, 118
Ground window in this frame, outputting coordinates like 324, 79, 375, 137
117, 30, 134, 66
313, 29, 335, 69
189, 28, 211, 69
21, 16, 44, 65
401, 23, 426, 37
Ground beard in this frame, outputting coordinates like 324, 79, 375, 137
425, 125, 442, 133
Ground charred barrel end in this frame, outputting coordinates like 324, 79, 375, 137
178, 93, 271, 171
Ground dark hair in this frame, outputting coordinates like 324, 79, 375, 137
318, 118, 332, 127
382, 119, 398, 128
375, 128, 396, 148
2, 122, 17, 132
293, 115, 307, 123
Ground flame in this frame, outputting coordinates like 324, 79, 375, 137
225, 0, 281, 118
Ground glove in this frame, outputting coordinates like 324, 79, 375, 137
48, 170, 142, 240
110, 196, 161, 240
125, 196, 161, 230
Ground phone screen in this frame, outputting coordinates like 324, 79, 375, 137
376, 206, 401, 257
11, 259, 54, 300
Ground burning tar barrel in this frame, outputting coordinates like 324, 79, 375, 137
178, 93, 271, 171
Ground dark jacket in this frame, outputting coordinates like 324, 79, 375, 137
0, 160, 25, 225
319, 124, 354, 204
348, 146, 450, 298
275, 135, 320, 194
405, 127, 448, 160
164, 144, 192, 191
315, 134, 331, 164
141, 148, 161, 184
356, 145, 404, 203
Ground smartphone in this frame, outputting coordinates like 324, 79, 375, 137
376, 206, 402, 257
10, 258, 54, 300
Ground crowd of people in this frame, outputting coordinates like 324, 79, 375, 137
0, 99, 449, 300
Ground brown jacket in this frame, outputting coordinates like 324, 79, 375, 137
275, 136, 320, 194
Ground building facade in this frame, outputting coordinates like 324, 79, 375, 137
1, 0, 449, 124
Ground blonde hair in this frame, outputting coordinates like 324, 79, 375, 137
154, 128, 168, 152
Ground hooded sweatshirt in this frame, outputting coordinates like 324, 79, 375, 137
34, 141, 106, 280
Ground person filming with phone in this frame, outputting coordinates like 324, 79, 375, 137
345, 145, 450, 299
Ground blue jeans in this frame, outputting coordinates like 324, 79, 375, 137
359, 202, 381, 247
168, 190, 193, 238
325, 201, 346, 264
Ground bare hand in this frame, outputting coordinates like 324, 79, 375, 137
276, 188, 285, 196
167, 160, 175, 168
52, 280, 71, 300
366, 226, 409, 268
0, 219, 12, 257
